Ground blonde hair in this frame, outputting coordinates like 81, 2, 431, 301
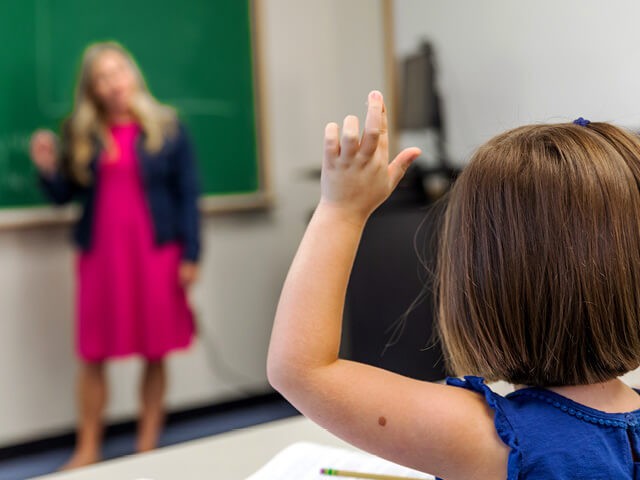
67, 41, 177, 184
436, 122, 640, 386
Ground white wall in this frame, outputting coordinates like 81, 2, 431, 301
0, 0, 387, 447
393, 0, 640, 165
393, 0, 640, 388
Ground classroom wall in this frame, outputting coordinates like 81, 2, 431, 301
393, 0, 640, 165
392, 0, 640, 388
0, 0, 387, 447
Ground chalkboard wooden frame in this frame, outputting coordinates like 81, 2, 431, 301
199, 0, 273, 215
0, 0, 271, 229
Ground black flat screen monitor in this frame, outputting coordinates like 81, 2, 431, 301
400, 42, 440, 131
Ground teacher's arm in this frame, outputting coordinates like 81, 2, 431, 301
31, 128, 77, 205
174, 124, 201, 284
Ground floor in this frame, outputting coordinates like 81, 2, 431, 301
0, 395, 299, 480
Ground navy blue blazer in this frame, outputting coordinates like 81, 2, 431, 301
39, 123, 201, 262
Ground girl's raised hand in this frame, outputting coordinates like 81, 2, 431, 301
319, 91, 421, 223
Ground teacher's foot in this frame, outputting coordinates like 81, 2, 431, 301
59, 451, 100, 471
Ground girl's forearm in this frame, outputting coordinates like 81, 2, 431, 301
267, 202, 367, 387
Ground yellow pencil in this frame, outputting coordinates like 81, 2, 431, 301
320, 467, 424, 480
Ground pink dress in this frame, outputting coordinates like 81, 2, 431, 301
77, 123, 195, 362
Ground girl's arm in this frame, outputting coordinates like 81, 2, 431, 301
267, 91, 509, 480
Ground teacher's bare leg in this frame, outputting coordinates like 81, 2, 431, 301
61, 361, 107, 470
137, 359, 167, 452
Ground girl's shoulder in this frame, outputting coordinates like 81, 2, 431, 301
447, 376, 640, 479
446, 376, 520, 476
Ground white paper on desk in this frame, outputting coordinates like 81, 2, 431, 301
246, 441, 434, 480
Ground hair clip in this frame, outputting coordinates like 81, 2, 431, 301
573, 117, 591, 127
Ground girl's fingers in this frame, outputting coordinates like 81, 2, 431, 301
360, 91, 383, 157
379, 97, 389, 150
324, 122, 340, 166
388, 147, 422, 189
340, 115, 360, 160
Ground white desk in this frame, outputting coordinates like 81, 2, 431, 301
32, 417, 357, 480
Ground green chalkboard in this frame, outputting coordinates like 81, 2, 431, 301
0, 0, 264, 212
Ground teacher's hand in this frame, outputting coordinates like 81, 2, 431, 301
30, 129, 59, 176
179, 261, 199, 288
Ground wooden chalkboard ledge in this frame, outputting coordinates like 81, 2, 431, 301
199, 191, 273, 214
0, 191, 274, 230
0, 205, 79, 230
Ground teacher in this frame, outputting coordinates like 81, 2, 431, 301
30, 41, 200, 469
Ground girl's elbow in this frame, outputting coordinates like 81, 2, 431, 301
266, 353, 288, 393
266, 350, 305, 395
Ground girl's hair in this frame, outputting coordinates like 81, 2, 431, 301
436, 122, 640, 386
67, 41, 177, 184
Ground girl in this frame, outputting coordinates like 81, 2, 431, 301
30, 42, 200, 469
267, 91, 640, 479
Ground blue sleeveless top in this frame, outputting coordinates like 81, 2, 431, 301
437, 376, 640, 479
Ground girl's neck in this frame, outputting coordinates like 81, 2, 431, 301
528, 378, 640, 413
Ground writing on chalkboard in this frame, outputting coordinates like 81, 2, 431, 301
0, 133, 40, 203
0, 0, 266, 216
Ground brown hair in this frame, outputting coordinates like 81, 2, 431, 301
436, 122, 640, 386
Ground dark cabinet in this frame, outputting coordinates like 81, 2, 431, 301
343, 166, 449, 381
